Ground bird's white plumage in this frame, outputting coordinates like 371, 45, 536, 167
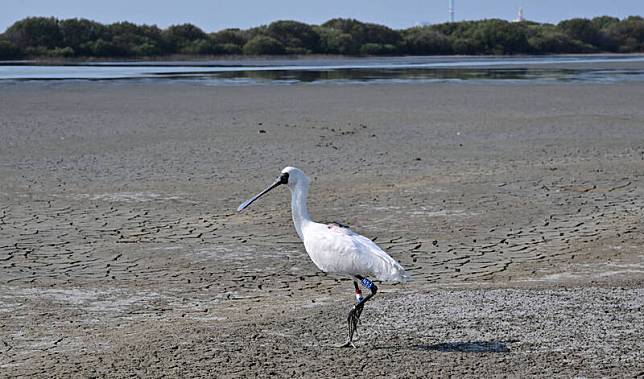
302, 222, 408, 282
281, 166, 409, 283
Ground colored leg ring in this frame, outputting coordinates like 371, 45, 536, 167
360, 277, 376, 292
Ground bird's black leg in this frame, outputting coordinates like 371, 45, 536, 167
339, 275, 378, 348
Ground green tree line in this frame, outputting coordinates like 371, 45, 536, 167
0, 16, 642, 60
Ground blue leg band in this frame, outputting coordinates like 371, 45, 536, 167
361, 277, 376, 291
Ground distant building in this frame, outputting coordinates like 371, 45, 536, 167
513, 7, 525, 22
449, 0, 455, 23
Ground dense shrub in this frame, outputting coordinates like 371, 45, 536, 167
217, 43, 242, 55
211, 29, 247, 46
0, 39, 22, 59
359, 43, 398, 55
322, 18, 401, 54
131, 42, 161, 56
468, 19, 530, 54
242, 35, 285, 55
402, 27, 451, 54
48, 46, 76, 58
88, 39, 127, 57
5, 17, 62, 49
557, 18, 601, 46
266, 20, 320, 53
450, 37, 484, 55
608, 16, 644, 52
59, 18, 106, 55
528, 29, 580, 53
0, 15, 642, 59
108, 22, 166, 56
180, 38, 221, 55
165, 23, 208, 53
317, 28, 355, 54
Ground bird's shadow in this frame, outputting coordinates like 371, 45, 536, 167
415, 340, 512, 353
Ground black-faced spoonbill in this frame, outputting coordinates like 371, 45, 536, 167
237, 166, 409, 347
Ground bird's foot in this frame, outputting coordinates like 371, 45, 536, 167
335, 340, 357, 348
346, 302, 364, 345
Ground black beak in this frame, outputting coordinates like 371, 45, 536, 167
237, 173, 289, 212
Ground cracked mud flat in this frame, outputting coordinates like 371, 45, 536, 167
0, 80, 643, 377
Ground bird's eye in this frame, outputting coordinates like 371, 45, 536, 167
279, 172, 289, 184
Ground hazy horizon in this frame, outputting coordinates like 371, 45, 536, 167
1, 0, 642, 33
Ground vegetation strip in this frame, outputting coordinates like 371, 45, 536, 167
0, 16, 643, 60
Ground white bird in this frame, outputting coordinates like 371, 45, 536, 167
237, 166, 409, 347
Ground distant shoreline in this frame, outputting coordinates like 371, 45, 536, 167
2, 55, 644, 85
2, 52, 644, 66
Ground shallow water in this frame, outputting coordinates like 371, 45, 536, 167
1, 54, 644, 84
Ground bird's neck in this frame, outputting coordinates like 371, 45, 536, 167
290, 181, 311, 240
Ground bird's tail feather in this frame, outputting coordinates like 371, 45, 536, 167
371, 250, 410, 283
380, 262, 410, 283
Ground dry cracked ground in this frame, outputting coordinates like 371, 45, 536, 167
0, 82, 643, 377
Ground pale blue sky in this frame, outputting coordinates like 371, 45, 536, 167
2, 0, 642, 32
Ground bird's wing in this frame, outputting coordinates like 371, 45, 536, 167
319, 223, 409, 283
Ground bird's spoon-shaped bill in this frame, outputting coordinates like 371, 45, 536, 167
237, 178, 283, 212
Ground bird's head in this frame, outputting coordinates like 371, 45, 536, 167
237, 166, 309, 212
280, 166, 309, 190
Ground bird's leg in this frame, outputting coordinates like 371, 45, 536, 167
339, 275, 378, 348
346, 281, 364, 343
353, 280, 364, 304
